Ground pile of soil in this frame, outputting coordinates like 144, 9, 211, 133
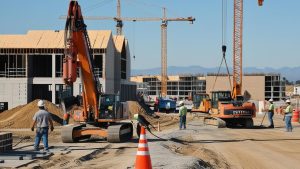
126, 101, 179, 130
126, 101, 159, 123
0, 100, 63, 128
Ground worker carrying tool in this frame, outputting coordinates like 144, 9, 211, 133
178, 101, 187, 130
134, 114, 154, 132
268, 99, 275, 128
284, 99, 293, 132
134, 114, 166, 141
31, 100, 54, 151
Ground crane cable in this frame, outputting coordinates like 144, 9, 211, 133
212, 0, 232, 91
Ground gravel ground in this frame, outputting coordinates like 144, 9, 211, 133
2, 113, 300, 169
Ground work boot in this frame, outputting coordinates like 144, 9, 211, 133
268, 125, 274, 128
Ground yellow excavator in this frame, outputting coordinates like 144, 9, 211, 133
191, 93, 211, 113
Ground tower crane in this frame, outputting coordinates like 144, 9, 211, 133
60, 0, 195, 99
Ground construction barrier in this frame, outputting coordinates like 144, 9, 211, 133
292, 110, 299, 123
135, 126, 152, 169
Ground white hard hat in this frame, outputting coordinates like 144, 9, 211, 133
269, 99, 273, 102
37, 100, 45, 107
133, 114, 139, 120
286, 99, 291, 103
179, 101, 184, 106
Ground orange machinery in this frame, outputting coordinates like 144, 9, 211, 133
203, 0, 264, 128
191, 93, 211, 113
61, 0, 133, 143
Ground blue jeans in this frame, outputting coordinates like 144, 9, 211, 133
268, 112, 274, 127
34, 127, 49, 150
63, 120, 68, 125
285, 116, 292, 132
179, 115, 186, 129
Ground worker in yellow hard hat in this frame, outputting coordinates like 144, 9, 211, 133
284, 99, 293, 132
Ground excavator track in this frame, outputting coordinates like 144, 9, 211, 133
204, 117, 226, 128
62, 123, 133, 143
107, 122, 133, 143
61, 124, 85, 143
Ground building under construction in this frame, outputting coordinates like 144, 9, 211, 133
0, 30, 136, 109
131, 75, 206, 99
131, 73, 286, 101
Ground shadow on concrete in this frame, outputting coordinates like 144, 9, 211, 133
168, 137, 300, 144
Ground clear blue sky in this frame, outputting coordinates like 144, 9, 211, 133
0, 0, 299, 70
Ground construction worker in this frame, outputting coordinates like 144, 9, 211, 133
134, 114, 152, 130
178, 101, 187, 130
134, 114, 155, 137
268, 99, 275, 128
63, 112, 70, 125
284, 99, 293, 132
31, 100, 54, 151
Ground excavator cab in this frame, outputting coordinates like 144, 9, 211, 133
191, 93, 211, 113
98, 94, 122, 119
193, 93, 209, 108
211, 91, 232, 109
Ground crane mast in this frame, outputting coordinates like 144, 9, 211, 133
232, 0, 263, 99
161, 8, 168, 97
116, 0, 123, 35
232, 0, 243, 98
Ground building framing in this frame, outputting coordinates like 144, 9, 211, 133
0, 30, 136, 109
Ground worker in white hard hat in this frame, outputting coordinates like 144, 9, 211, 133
133, 114, 156, 137
267, 98, 275, 128
178, 100, 187, 130
284, 99, 293, 132
31, 100, 54, 151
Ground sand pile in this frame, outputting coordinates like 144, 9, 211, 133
126, 101, 157, 122
0, 100, 63, 128
126, 101, 178, 129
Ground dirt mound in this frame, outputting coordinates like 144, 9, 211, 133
126, 101, 158, 123
126, 101, 179, 130
0, 100, 63, 128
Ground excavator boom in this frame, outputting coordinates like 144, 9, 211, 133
63, 1, 99, 121
61, 1, 133, 143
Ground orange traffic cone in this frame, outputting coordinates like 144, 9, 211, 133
135, 126, 152, 169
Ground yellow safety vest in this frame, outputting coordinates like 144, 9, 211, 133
285, 105, 292, 114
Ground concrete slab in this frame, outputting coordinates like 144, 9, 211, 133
0, 159, 36, 168
0, 150, 53, 159
0, 155, 23, 160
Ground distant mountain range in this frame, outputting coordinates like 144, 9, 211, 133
131, 66, 300, 82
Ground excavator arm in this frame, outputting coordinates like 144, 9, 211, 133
63, 0, 99, 121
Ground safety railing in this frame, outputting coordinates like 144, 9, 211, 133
0, 68, 26, 77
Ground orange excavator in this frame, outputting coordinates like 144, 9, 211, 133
203, 0, 264, 128
61, 0, 133, 143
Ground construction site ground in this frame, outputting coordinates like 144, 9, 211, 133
1, 113, 300, 169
